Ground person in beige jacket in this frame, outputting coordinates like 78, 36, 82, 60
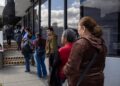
46, 27, 58, 72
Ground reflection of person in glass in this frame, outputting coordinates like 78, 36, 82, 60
64, 16, 107, 86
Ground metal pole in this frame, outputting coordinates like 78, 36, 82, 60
32, 0, 35, 34
118, 13, 120, 55
64, 0, 67, 30
48, 0, 51, 28
80, 0, 84, 19
39, 0, 42, 35
80, 5, 84, 18
23, 16, 25, 27
27, 12, 29, 27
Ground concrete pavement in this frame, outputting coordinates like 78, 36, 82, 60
0, 57, 120, 86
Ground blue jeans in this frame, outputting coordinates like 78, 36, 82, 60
24, 53, 31, 72
34, 51, 47, 78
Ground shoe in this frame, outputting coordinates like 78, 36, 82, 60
42, 75, 48, 79
25, 70, 30, 72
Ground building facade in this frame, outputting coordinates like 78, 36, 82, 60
16, 0, 120, 57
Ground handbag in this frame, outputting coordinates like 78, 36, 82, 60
76, 50, 99, 86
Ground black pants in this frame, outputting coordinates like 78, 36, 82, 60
49, 53, 55, 72
49, 72, 65, 86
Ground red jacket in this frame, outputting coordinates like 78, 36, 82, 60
58, 43, 74, 79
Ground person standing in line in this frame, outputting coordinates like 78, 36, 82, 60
45, 27, 58, 72
64, 16, 107, 86
21, 34, 33, 72
21, 27, 33, 72
49, 29, 77, 86
33, 33, 47, 78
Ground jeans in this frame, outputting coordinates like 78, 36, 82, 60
34, 51, 47, 78
24, 53, 31, 72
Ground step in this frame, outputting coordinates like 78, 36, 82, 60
4, 50, 23, 57
4, 61, 25, 66
3, 50, 25, 66
4, 57, 25, 66
3, 42, 18, 51
4, 47, 17, 51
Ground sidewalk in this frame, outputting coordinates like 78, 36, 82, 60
0, 57, 120, 86
0, 58, 49, 86
0, 66, 48, 86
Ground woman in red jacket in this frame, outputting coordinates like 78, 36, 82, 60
49, 29, 77, 86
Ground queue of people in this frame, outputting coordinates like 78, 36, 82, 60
48, 16, 107, 86
11, 16, 107, 86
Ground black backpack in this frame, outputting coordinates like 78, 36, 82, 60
35, 38, 46, 56
21, 40, 33, 54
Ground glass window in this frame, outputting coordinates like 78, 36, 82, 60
34, 4, 39, 33
41, 1, 48, 39
51, 0, 64, 46
82, 0, 120, 56
67, 0, 80, 29
29, 9, 33, 29
41, 1, 48, 27
0, 0, 5, 6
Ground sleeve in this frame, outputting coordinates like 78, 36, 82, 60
63, 40, 86, 76
50, 36, 57, 53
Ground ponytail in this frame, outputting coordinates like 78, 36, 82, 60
93, 26, 102, 38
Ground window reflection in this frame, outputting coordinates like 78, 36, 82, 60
41, 1, 48, 27
34, 4, 39, 33
68, 0, 80, 29
41, 1, 48, 39
82, 0, 120, 56
51, 0, 64, 46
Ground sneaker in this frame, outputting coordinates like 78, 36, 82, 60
25, 70, 30, 72
42, 75, 48, 79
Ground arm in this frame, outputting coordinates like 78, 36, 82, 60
50, 36, 57, 53
63, 40, 86, 76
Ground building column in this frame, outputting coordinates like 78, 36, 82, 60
64, 0, 67, 30
39, 0, 42, 35
48, 0, 51, 28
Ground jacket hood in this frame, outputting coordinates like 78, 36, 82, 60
82, 34, 106, 52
